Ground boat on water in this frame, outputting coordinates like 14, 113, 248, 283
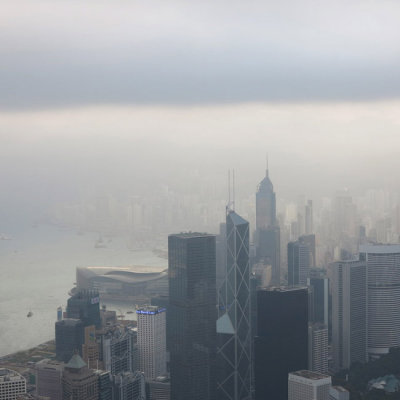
27, 311, 33, 318
95, 235, 106, 249
126, 311, 134, 314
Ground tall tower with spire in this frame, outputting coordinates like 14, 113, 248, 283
255, 163, 280, 285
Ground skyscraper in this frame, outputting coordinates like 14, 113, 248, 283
255, 168, 280, 285
168, 233, 217, 400
137, 305, 167, 381
288, 240, 310, 286
55, 319, 85, 362
359, 244, 400, 358
254, 287, 308, 400
0, 368, 27, 399
308, 323, 329, 374
66, 289, 101, 329
35, 359, 64, 400
113, 371, 145, 400
330, 260, 367, 370
307, 273, 329, 326
217, 210, 252, 400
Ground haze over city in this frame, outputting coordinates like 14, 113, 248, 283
1, 1, 400, 400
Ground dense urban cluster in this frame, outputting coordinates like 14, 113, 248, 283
3, 167, 400, 400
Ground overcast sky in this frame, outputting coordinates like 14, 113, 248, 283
1, 0, 400, 223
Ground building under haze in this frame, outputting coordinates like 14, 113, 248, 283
55, 319, 85, 363
35, 359, 64, 400
308, 323, 329, 374
137, 305, 167, 381
66, 289, 101, 329
168, 233, 217, 400
255, 168, 280, 286
288, 240, 310, 286
360, 244, 400, 358
217, 210, 252, 400
331, 260, 367, 370
0, 368, 26, 400
254, 287, 308, 400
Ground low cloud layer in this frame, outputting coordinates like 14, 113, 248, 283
1, 0, 400, 109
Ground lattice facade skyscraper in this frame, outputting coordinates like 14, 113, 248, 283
217, 210, 252, 400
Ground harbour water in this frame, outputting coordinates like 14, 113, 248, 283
0, 224, 167, 357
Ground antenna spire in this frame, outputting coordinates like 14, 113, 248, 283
266, 153, 269, 177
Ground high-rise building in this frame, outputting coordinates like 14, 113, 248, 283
113, 371, 145, 400
307, 274, 329, 326
255, 168, 280, 285
102, 326, 135, 375
300, 234, 316, 268
288, 241, 310, 286
305, 200, 314, 235
82, 325, 99, 369
217, 210, 252, 400
288, 370, 331, 400
256, 168, 276, 230
308, 323, 329, 374
66, 289, 101, 329
168, 233, 217, 400
360, 244, 400, 358
62, 354, 98, 400
330, 260, 367, 370
137, 305, 167, 381
35, 359, 64, 400
0, 368, 26, 400
95, 370, 112, 400
254, 287, 308, 400
55, 319, 85, 362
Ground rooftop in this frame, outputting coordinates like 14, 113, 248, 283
169, 232, 215, 239
290, 370, 331, 380
258, 286, 308, 293
360, 244, 400, 254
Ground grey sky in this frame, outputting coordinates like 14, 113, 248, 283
1, 0, 400, 109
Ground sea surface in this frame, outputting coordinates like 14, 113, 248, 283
0, 224, 167, 357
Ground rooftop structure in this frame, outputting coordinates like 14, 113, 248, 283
0, 368, 26, 400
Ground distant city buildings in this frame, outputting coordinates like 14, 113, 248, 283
168, 233, 217, 400
308, 323, 329, 374
288, 240, 310, 286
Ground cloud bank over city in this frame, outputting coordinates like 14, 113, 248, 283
1, 0, 400, 109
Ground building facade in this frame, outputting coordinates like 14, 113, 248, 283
55, 319, 85, 362
0, 368, 26, 400
217, 210, 252, 400
66, 289, 101, 328
288, 370, 331, 400
254, 287, 308, 400
35, 359, 64, 400
308, 323, 329, 374
137, 305, 167, 380
168, 233, 217, 400
113, 371, 145, 400
288, 241, 310, 286
359, 244, 400, 358
331, 260, 367, 370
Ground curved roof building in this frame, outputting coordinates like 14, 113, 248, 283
76, 266, 168, 302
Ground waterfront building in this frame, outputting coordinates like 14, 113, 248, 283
331, 260, 367, 370
137, 305, 167, 380
288, 240, 310, 286
288, 370, 331, 400
255, 168, 280, 285
35, 359, 64, 400
62, 354, 98, 400
113, 371, 145, 400
308, 323, 329, 374
66, 289, 101, 328
168, 232, 217, 400
217, 210, 252, 400
55, 319, 85, 362
359, 244, 400, 358
0, 368, 26, 400
76, 266, 168, 304
254, 287, 308, 400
